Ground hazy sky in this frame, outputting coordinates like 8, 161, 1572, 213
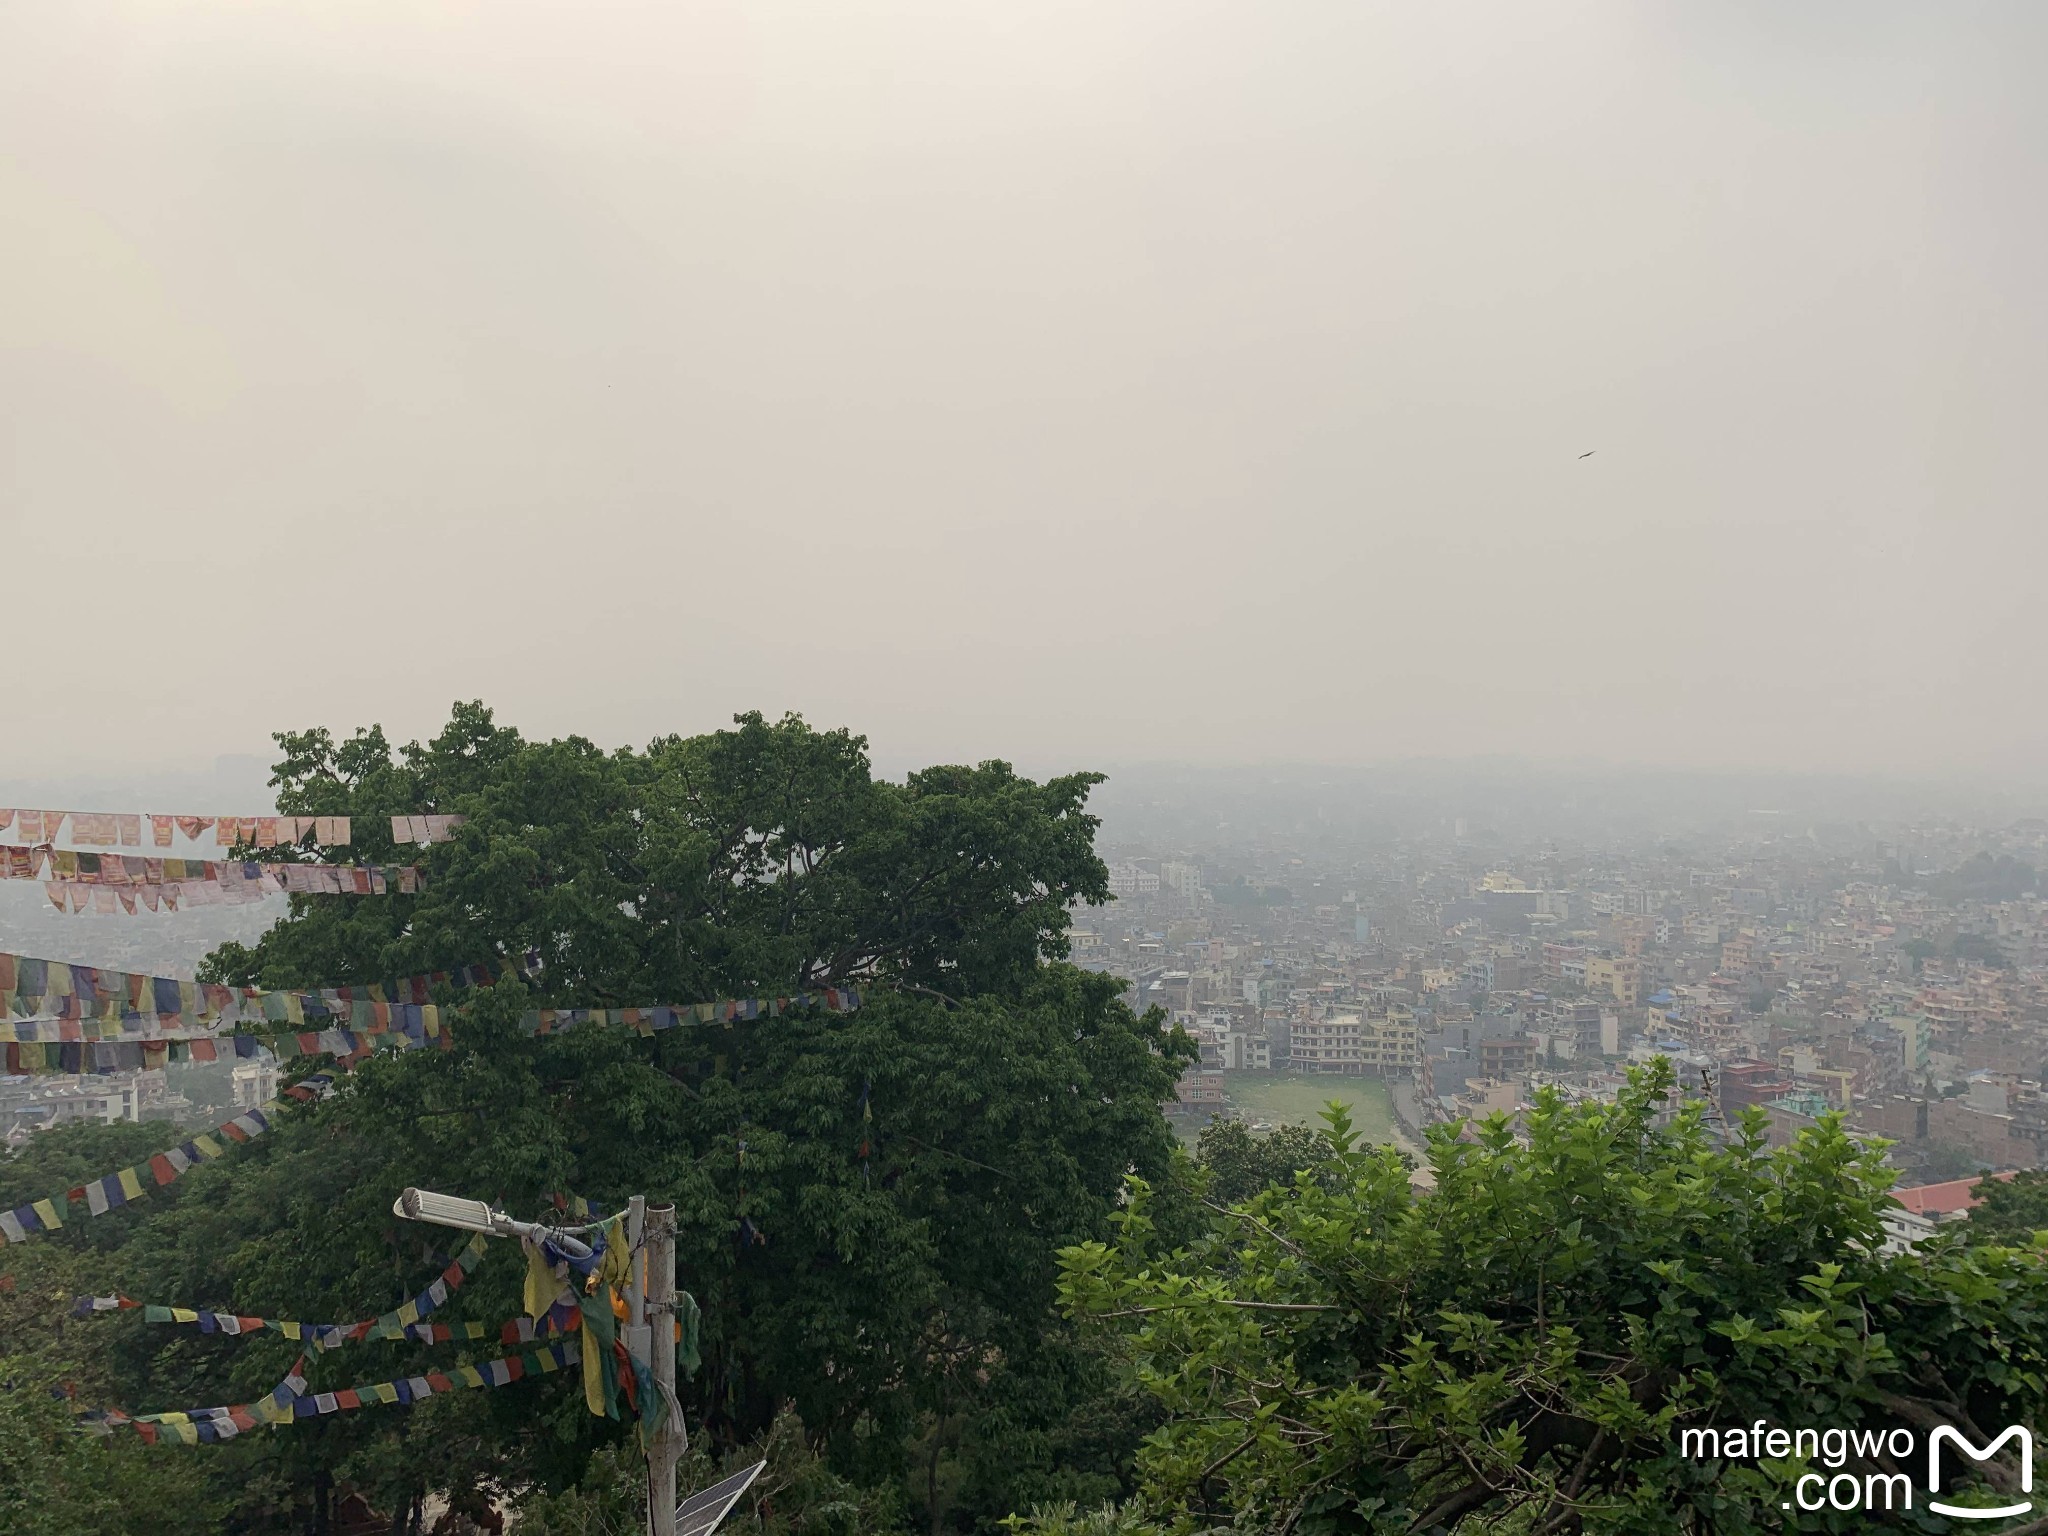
5, 3, 2044, 785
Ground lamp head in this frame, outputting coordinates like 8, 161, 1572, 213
392, 1187, 502, 1235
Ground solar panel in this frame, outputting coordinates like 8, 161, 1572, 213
675, 1460, 767, 1536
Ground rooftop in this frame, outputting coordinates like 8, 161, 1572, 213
1892, 1169, 2019, 1217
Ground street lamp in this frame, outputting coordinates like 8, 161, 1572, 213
391, 1186, 594, 1258
391, 1186, 697, 1536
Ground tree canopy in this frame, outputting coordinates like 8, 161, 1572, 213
1966, 1170, 2048, 1248
1189, 1119, 1340, 1206
1, 704, 1191, 1534
205, 703, 1111, 1005
1057, 1066, 2048, 1534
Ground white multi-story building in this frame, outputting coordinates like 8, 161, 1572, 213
233, 1059, 280, 1108
1107, 862, 1161, 900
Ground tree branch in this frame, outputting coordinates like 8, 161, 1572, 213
1093, 1301, 1338, 1318
1195, 1433, 1257, 1489
1408, 1478, 1497, 1534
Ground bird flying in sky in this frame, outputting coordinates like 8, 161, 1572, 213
1578, 451, 1596, 458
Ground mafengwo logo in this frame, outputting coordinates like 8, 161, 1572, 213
1679, 1421, 2034, 1518
1928, 1425, 2033, 1521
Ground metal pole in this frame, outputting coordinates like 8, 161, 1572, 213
647, 1201, 683, 1536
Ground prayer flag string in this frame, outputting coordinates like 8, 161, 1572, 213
0, 946, 538, 1027
2, 1014, 450, 1071
516, 989, 862, 1038
79, 1356, 312, 1441
0, 988, 863, 1077
84, 1340, 581, 1444
0, 812, 465, 851
0, 1075, 332, 1250
70, 1236, 515, 1348
0, 811, 352, 849
388, 815, 464, 844
2, 845, 425, 896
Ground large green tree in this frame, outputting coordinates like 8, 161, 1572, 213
207, 703, 1110, 1005
48, 705, 1189, 1533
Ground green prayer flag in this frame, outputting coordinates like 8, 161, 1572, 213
675, 1291, 701, 1380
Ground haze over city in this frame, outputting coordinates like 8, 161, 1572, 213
7, 2, 2048, 786
10, 6, 2048, 1534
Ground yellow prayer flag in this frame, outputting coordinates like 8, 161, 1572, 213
31, 1198, 63, 1230
458, 1366, 484, 1387
595, 1215, 631, 1292
171, 1308, 198, 1323
280, 1322, 302, 1340
375, 1382, 400, 1404
193, 1134, 223, 1159
118, 1167, 144, 1199
582, 1325, 603, 1412
522, 1241, 560, 1321
396, 1301, 420, 1326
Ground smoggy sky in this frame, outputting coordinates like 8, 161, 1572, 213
4, 3, 2044, 786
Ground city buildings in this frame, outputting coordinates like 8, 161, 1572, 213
1077, 825, 2048, 1194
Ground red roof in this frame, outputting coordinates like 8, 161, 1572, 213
1893, 1170, 2019, 1216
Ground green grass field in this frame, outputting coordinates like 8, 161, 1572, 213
1220, 1074, 1400, 1144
